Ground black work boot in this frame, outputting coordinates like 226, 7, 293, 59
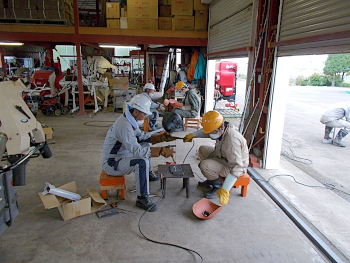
204, 177, 222, 199
149, 171, 159, 181
198, 180, 212, 189
136, 196, 158, 212
333, 129, 348, 147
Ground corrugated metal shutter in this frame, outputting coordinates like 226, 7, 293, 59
277, 0, 350, 56
208, 0, 253, 59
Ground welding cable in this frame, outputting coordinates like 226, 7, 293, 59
281, 138, 313, 165
182, 140, 195, 163
83, 120, 115, 127
256, 174, 350, 196
138, 188, 204, 263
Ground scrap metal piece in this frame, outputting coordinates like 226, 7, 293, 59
42, 182, 81, 201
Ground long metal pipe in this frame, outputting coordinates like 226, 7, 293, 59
247, 167, 344, 263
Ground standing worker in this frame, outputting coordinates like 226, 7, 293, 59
101, 94, 175, 212
171, 82, 201, 131
320, 102, 350, 147
183, 111, 249, 205
142, 83, 162, 131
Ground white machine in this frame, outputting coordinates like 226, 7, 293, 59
59, 56, 117, 114
0, 80, 52, 236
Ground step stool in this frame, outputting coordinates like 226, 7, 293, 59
99, 170, 126, 200
221, 173, 250, 197
184, 117, 201, 131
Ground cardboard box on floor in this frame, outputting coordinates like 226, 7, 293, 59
38, 181, 107, 221
42, 126, 53, 140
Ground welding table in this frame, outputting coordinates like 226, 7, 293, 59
158, 164, 194, 198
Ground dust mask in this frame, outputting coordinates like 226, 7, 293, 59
148, 93, 153, 98
209, 133, 220, 140
137, 120, 144, 125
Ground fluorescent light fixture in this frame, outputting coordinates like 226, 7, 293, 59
99, 44, 140, 49
0, 42, 24, 46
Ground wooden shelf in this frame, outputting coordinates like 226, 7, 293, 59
0, 25, 207, 47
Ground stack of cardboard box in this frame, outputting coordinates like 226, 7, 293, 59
127, 0, 158, 30
0, 0, 74, 25
158, 0, 172, 30
194, 0, 209, 31
106, 2, 120, 28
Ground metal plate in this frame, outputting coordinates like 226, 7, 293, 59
158, 164, 194, 179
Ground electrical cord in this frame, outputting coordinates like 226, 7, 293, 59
138, 188, 204, 263
256, 174, 350, 196
183, 140, 195, 163
281, 138, 313, 165
83, 120, 115, 127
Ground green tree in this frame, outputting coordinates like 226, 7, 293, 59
323, 54, 350, 87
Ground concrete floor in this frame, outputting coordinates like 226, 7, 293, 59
0, 104, 335, 263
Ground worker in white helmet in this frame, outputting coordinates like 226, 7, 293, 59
142, 83, 162, 130
183, 111, 249, 205
101, 94, 175, 212
320, 102, 350, 147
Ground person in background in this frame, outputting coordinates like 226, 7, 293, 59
183, 111, 249, 205
320, 102, 350, 147
101, 94, 175, 212
171, 81, 201, 131
142, 83, 162, 131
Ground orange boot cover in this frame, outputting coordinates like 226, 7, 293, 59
192, 198, 223, 220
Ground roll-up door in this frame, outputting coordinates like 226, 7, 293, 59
208, 0, 253, 59
277, 0, 350, 56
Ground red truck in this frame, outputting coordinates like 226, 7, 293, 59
215, 61, 237, 102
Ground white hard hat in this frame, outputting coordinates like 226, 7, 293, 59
128, 94, 152, 116
143, 83, 155, 91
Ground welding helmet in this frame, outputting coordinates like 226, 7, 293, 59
128, 94, 152, 116
202, 111, 224, 134
162, 112, 183, 133
175, 81, 186, 91
143, 83, 155, 91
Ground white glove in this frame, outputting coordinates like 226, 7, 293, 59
222, 173, 237, 191
159, 105, 165, 111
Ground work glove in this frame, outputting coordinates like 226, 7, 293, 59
150, 147, 161, 157
216, 173, 237, 205
160, 147, 175, 158
216, 188, 230, 205
183, 133, 193, 143
150, 132, 177, 144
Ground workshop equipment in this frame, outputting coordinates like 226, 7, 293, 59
99, 170, 126, 200
158, 164, 194, 198
0, 80, 52, 236
192, 198, 223, 220
215, 61, 237, 102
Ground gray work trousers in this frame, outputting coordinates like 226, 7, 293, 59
198, 145, 231, 181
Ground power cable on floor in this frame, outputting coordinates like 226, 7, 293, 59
256, 174, 350, 196
83, 120, 115, 127
281, 138, 313, 165
138, 188, 203, 263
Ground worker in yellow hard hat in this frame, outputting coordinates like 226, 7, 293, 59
183, 111, 249, 205
170, 81, 201, 132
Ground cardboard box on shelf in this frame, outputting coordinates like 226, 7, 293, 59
107, 19, 120, 28
128, 18, 158, 30
194, 0, 209, 10
127, 0, 158, 6
159, 5, 171, 17
158, 17, 172, 30
109, 77, 129, 90
171, 0, 193, 16
159, 0, 167, 4
172, 16, 194, 31
42, 126, 53, 140
106, 2, 120, 18
128, 6, 158, 19
38, 181, 107, 221
195, 10, 208, 31
120, 17, 128, 28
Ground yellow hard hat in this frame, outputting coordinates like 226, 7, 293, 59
175, 81, 186, 91
202, 111, 224, 134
